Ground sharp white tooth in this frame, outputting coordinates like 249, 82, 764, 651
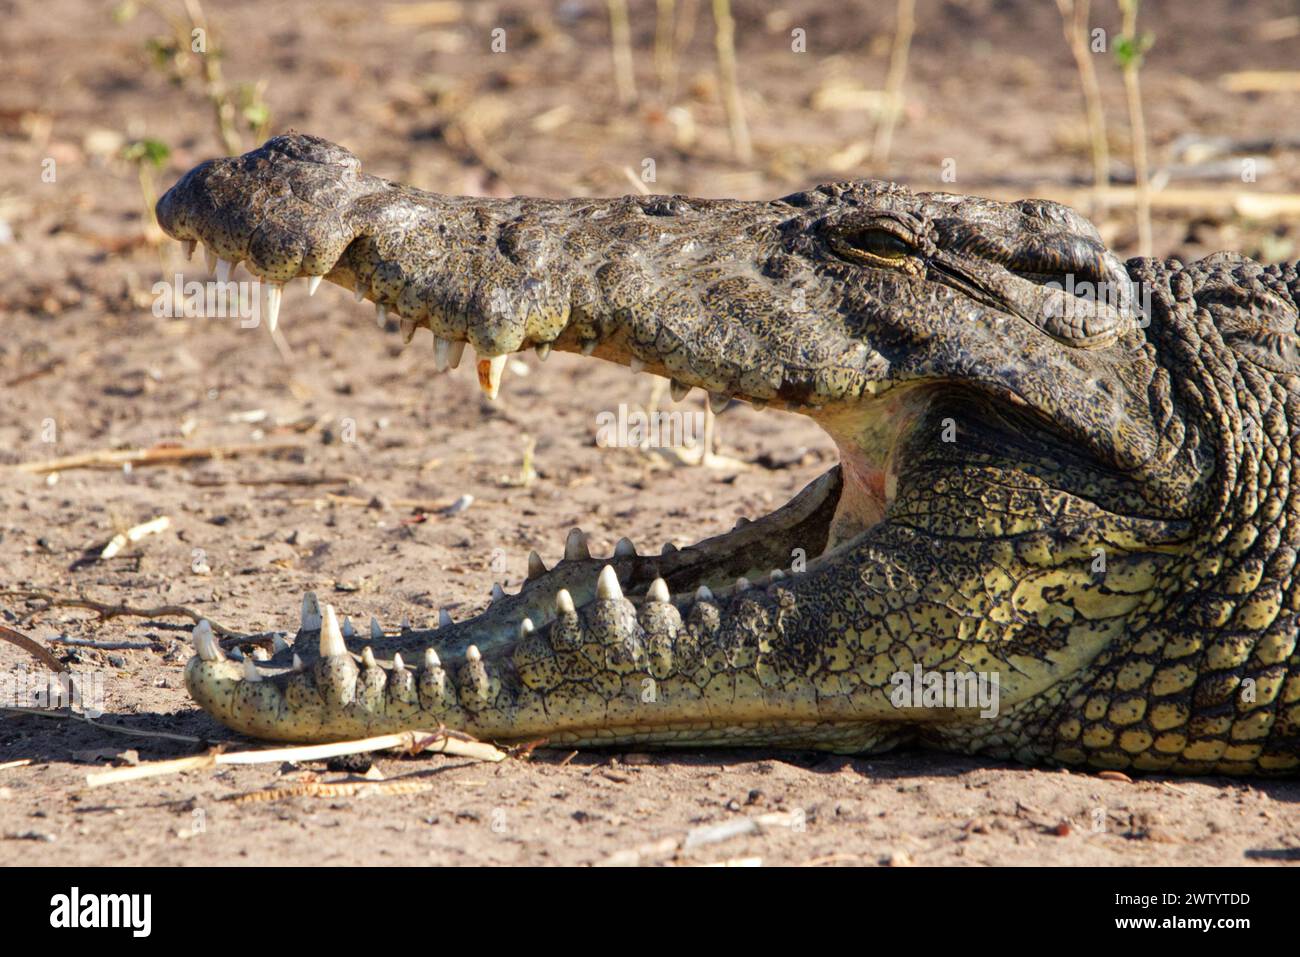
479, 353, 507, 400
438, 608, 453, 628
215, 258, 233, 284
227, 646, 244, 661
369, 616, 383, 640
670, 380, 691, 402
466, 644, 482, 662
434, 337, 451, 372
614, 537, 636, 558
272, 634, 289, 652
361, 646, 376, 669
424, 647, 442, 669
342, 615, 356, 639
735, 577, 751, 591
769, 568, 785, 579
320, 605, 347, 657
580, 339, 597, 356
709, 392, 730, 414
393, 652, 406, 672
534, 342, 551, 361
376, 303, 387, 328
192, 619, 213, 652
447, 341, 466, 369
629, 357, 645, 374
183, 239, 196, 260
695, 585, 714, 601
264, 282, 283, 333
565, 527, 591, 561
597, 565, 622, 600
648, 577, 670, 603
491, 582, 506, 603
528, 550, 547, 579
354, 282, 367, 303
204, 245, 217, 274
292, 653, 305, 672
518, 617, 535, 638
400, 318, 418, 344
243, 657, 261, 682
307, 275, 323, 296
555, 588, 575, 615
400, 615, 411, 632
300, 592, 322, 632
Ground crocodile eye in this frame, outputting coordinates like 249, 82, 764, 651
829, 225, 917, 266
852, 228, 913, 260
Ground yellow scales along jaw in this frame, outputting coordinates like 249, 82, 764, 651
164, 134, 1300, 775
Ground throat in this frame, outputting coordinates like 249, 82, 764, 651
827, 446, 889, 550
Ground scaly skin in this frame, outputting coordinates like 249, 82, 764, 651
156, 133, 1300, 774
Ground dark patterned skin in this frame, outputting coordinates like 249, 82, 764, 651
157, 134, 1300, 774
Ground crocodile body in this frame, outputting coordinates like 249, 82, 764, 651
156, 133, 1300, 775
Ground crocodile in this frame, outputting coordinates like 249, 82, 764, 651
154, 132, 1300, 775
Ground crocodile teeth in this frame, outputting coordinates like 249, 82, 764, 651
447, 341, 466, 369
534, 342, 551, 361
370, 616, 383, 640
242, 657, 260, 682
301, 592, 322, 632
204, 244, 217, 275
354, 283, 367, 303
708, 392, 730, 414
661, 542, 678, 555
401, 615, 411, 632
272, 634, 289, 653
182, 239, 196, 260
342, 615, 356, 639
292, 653, 305, 672
580, 339, 597, 356
376, 303, 387, 328
392, 652, 406, 672
361, 646, 377, 669
400, 318, 417, 343
695, 585, 714, 601
565, 527, 591, 561
215, 258, 233, 284
614, 536, 637, 557
424, 648, 441, 669
735, 577, 751, 591
434, 337, 452, 372
491, 582, 507, 603
648, 577, 671, 603
320, 605, 347, 657
734, 516, 750, 528
597, 565, 622, 600
264, 282, 283, 333
528, 550, 547, 579
466, 644, 482, 662
438, 608, 453, 628
306, 275, 322, 296
192, 620, 222, 661
518, 617, 535, 638
555, 588, 575, 615
629, 357, 646, 374
478, 354, 507, 400
228, 646, 244, 661
769, 568, 785, 579
670, 380, 691, 402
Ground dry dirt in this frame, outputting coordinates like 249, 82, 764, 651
1, 0, 1298, 866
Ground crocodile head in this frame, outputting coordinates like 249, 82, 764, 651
156, 133, 1300, 774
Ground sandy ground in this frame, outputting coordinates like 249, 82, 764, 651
1, 0, 1298, 866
